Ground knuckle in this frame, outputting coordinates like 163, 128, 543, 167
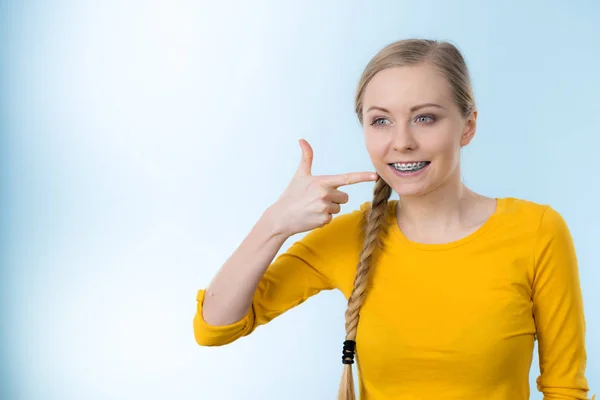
317, 187, 329, 200
344, 174, 352, 185
319, 201, 330, 213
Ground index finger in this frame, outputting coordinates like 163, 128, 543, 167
318, 172, 379, 188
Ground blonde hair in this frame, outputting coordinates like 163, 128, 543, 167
338, 39, 476, 400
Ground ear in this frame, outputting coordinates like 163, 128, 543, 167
460, 110, 477, 147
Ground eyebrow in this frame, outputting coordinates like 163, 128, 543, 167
366, 103, 445, 113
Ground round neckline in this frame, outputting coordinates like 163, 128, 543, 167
386, 197, 506, 251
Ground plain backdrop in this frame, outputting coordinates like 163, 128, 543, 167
1, 0, 598, 399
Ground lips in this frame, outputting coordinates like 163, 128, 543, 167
389, 161, 430, 172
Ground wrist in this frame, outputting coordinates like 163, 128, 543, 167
260, 204, 291, 240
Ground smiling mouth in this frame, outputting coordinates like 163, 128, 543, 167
389, 161, 430, 172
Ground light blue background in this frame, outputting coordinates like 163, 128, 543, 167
1, 1, 598, 399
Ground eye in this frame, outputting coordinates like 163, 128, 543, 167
370, 117, 390, 127
415, 115, 436, 124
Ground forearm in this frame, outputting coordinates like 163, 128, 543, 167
201, 206, 290, 326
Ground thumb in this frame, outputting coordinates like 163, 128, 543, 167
295, 138, 313, 177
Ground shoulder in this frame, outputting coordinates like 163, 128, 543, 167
500, 196, 571, 241
290, 199, 397, 265
501, 196, 548, 219
359, 199, 398, 219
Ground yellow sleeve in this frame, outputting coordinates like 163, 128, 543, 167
532, 206, 592, 399
193, 206, 365, 347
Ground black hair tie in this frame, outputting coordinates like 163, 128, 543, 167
342, 340, 356, 365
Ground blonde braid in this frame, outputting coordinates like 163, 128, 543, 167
337, 176, 392, 400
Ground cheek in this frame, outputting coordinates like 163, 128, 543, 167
425, 130, 461, 158
432, 140, 457, 156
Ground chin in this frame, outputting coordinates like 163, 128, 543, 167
378, 170, 433, 198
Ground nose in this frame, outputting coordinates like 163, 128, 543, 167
391, 124, 418, 152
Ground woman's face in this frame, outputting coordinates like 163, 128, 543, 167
362, 63, 477, 198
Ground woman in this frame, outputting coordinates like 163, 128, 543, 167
194, 39, 593, 399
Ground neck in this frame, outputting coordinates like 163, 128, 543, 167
396, 170, 475, 231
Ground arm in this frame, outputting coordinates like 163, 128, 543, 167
194, 138, 376, 347
532, 206, 592, 399
193, 206, 364, 347
200, 206, 290, 327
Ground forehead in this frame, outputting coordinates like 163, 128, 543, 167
363, 64, 453, 110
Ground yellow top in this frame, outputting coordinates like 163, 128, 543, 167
194, 197, 592, 399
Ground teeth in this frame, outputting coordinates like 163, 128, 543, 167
391, 161, 429, 171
